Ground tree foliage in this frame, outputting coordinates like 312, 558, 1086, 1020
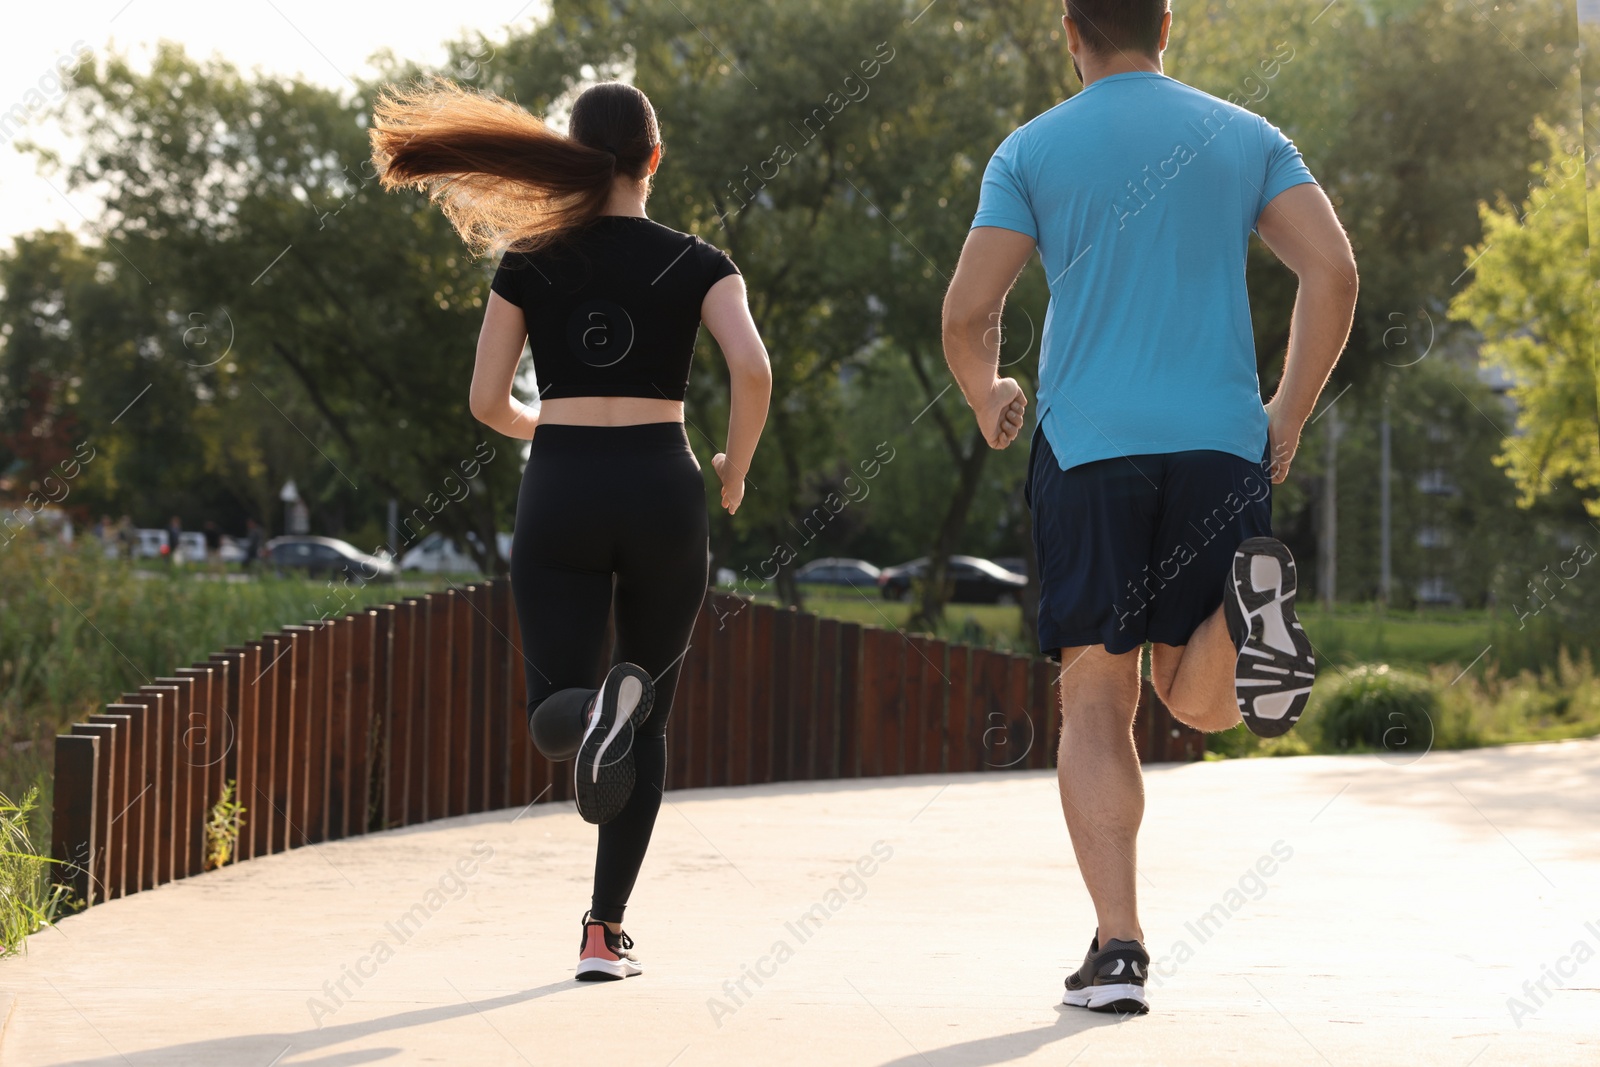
1450, 125, 1600, 517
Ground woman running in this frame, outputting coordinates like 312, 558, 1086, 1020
371, 79, 771, 982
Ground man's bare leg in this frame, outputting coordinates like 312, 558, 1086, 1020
1056, 644, 1145, 944
1149, 603, 1240, 733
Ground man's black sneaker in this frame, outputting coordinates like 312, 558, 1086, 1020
1062, 936, 1150, 1014
574, 662, 653, 825
1224, 537, 1316, 738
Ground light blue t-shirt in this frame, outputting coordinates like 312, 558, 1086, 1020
972, 72, 1316, 471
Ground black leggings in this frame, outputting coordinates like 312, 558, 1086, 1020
510, 422, 708, 923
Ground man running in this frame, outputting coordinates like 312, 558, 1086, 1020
942, 0, 1357, 1015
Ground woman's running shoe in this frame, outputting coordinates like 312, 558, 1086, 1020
1224, 536, 1316, 738
1062, 936, 1150, 1014
575, 911, 642, 981
574, 662, 653, 825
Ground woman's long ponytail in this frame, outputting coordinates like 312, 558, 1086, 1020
370, 78, 659, 255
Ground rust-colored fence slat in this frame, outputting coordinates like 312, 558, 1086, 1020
86, 711, 133, 899
382, 602, 412, 829
424, 594, 453, 822
343, 609, 377, 838
945, 646, 975, 773
366, 605, 395, 833
105, 700, 152, 895
174, 663, 220, 827
281, 624, 321, 849
860, 628, 905, 778
774, 607, 802, 783
257, 632, 295, 854
465, 584, 491, 815
837, 622, 862, 778
173, 665, 216, 875
272, 629, 302, 853
51, 733, 98, 907
68, 722, 115, 905
908, 636, 947, 775
704, 595, 736, 788
789, 610, 817, 782
153, 678, 200, 879
324, 617, 352, 842
814, 618, 841, 781
448, 588, 473, 817
229, 643, 268, 861
969, 651, 1006, 771
131, 684, 179, 883
747, 603, 774, 785
714, 596, 750, 787
1031, 658, 1055, 770
206, 651, 243, 793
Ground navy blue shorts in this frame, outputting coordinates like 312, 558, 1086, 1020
1025, 428, 1274, 658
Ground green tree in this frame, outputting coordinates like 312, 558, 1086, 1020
1450, 126, 1600, 518
18, 46, 520, 570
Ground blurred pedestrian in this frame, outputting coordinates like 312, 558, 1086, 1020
243, 518, 265, 572
203, 520, 223, 573
165, 514, 183, 566
116, 515, 136, 561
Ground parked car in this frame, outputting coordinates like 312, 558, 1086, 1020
261, 536, 397, 583
397, 531, 512, 574
794, 557, 882, 589
399, 532, 480, 574
992, 557, 1028, 579
877, 555, 1028, 604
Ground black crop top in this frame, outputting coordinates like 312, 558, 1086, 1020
489, 216, 740, 402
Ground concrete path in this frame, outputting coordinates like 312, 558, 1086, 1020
4, 739, 1598, 1066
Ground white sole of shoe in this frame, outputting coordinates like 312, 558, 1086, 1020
1061, 981, 1149, 1012
592, 674, 644, 783
575, 956, 642, 981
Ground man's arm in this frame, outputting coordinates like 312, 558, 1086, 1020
942, 226, 1037, 449
1255, 183, 1359, 483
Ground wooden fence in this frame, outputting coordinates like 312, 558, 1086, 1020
50, 581, 1202, 907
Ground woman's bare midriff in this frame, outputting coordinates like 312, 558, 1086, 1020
538, 396, 684, 426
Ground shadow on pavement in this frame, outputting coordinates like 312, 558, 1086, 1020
871, 1004, 1135, 1067
43, 981, 574, 1067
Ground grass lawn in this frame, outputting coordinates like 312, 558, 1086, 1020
763, 588, 1496, 670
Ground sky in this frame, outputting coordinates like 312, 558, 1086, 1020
0, 0, 546, 252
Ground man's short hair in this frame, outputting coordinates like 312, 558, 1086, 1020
1065, 0, 1170, 56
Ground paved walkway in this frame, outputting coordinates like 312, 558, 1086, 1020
4, 739, 1598, 1066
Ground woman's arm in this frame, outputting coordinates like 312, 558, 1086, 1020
700, 274, 771, 515
469, 293, 540, 440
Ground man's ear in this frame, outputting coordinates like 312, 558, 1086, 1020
1062, 14, 1081, 53
1157, 10, 1172, 52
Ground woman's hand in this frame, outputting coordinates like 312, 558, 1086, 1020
712, 453, 745, 515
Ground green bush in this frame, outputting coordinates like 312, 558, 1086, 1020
1316, 664, 1442, 755
1, 788, 74, 957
